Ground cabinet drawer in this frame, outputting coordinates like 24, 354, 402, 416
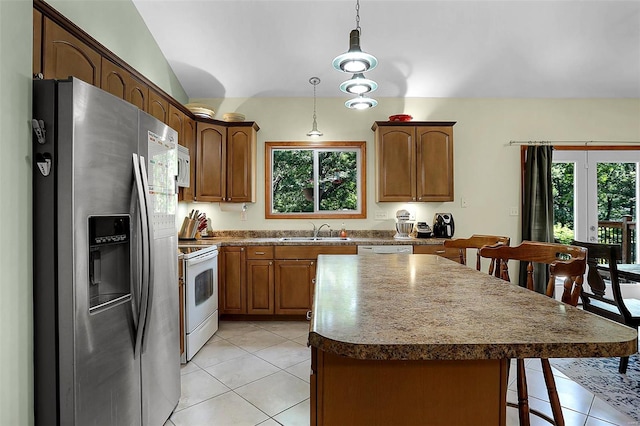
246, 246, 274, 259
275, 245, 357, 259
413, 244, 459, 260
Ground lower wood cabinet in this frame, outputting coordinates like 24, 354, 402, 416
414, 244, 460, 261
274, 260, 316, 315
219, 246, 246, 315
218, 244, 357, 317
246, 246, 275, 314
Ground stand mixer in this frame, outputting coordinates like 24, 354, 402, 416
394, 209, 414, 239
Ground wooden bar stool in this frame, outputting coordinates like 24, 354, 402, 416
479, 241, 587, 426
443, 234, 510, 275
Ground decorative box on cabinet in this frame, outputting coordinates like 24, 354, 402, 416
373, 121, 455, 202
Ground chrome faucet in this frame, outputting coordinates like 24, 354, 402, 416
315, 223, 331, 238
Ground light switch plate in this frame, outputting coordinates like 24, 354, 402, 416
374, 210, 388, 220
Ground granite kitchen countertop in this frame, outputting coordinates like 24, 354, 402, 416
178, 230, 448, 247
308, 254, 638, 361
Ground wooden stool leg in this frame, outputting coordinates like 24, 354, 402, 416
516, 358, 531, 426
541, 358, 565, 426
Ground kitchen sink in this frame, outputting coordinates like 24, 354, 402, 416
278, 236, 351, 242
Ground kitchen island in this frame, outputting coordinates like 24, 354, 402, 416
308, 254, 638, 426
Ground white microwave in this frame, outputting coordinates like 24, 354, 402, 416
177, 145, 190, 188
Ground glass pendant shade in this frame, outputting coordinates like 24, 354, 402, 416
340, 73, 378, 95
307, 120, 322, 137
332, 29, 378, 73
345, 95, 378, 110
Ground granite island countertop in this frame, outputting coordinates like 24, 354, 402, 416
308, 254, 638, 361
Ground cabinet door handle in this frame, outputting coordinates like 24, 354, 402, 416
269, 261, 273, 265
311, 278, 316, 283
228, 198, 232, 201
435, 250, 445, 254
310, 261, 314, 266
240, 247, 244, 251
255, 251, 265, 255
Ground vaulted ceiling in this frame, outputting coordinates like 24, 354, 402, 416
132, 0, 640, 99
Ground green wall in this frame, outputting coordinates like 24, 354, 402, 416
0, 0, 33, 424
47, 0, 188, 103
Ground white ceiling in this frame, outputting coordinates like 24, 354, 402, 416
131, 0, 640, 99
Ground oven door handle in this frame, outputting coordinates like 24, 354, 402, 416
186, 251, 218, 267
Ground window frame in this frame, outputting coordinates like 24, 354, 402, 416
265, 141, 367, 219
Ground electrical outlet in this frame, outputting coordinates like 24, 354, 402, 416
509, 207, 519, 216
374, 210, 388, 220
461, 197, 469, 208
409, 211, 416, 221
240, 210, 247, 221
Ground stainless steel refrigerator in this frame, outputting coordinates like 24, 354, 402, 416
32, 78, 180, 425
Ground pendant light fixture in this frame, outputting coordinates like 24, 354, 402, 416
306, 77, 323, 137
333, 0, 378, 109
339, 73, 378, 95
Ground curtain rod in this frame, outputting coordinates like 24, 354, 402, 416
508, 140, 640, 146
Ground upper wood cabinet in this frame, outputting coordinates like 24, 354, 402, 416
196, 122, 226, 202
42, 17, 101, 85
195, 122, 258, 203
33, 9, 43, 76
169, 105, 197, 202
226, 125, 257, 203
149, 89, 169, 124
127, 74, 149, 112
101, 58, 128, 100
373, 121, 455, 202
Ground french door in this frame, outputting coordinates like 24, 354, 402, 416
553, 150, 640, 261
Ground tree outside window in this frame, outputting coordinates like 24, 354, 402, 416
266, 141, 366, 219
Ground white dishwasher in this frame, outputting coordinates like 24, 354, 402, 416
357, 245, 413, 255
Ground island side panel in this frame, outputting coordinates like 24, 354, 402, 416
311, 347, 507, 426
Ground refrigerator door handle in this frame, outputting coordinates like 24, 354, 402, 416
133, 153, 150, 359
138, 155, 155, 355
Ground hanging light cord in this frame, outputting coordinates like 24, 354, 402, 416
355, 0, 361, 32
312, 82, 318, 122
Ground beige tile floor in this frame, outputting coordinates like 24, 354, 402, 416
166, 320, 638, 426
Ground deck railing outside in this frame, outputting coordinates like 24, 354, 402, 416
598, 215, 636, 263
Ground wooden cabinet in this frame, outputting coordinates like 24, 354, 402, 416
33, 9, 43, 76
42, 17, 102, 85
414, 244, 460, 262
274, 245, 357, 315
275, 260, 316, 315
126, 74, 149, 112
170, 105, 196, 202
226, 125, 257, 202
149, 89, 169, 124
195, 122, 258, 203
219, 246, 246, 315
373, 121, 455, 202
101, 58, 128, 100
196, 122, 226, 202
246, 246, 275, 314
